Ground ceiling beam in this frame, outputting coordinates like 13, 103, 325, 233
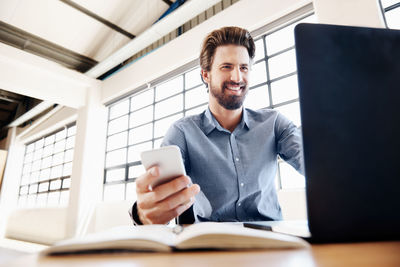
0, 21, 97, 73
59, 0, 136, 39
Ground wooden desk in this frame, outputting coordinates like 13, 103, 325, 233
6, 241, 400, 267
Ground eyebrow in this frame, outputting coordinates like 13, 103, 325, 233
219, 63, 250, 66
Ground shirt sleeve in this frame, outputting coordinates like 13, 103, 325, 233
161, 123, 190, 173
275, 112, 305, 175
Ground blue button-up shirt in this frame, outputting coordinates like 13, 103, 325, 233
161, 107, 304, 222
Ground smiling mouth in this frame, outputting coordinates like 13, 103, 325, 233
224, 84, 246, 95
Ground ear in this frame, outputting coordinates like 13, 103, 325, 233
201, 69, 210, 84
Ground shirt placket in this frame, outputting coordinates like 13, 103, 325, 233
229, 133, 246, 221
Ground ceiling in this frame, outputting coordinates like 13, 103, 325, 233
0, 0, 181, 141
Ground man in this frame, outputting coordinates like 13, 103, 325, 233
131, 26, 304, 225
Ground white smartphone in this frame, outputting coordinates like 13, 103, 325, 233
140, 145, 186, 188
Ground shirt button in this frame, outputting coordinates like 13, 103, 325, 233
238, 202, 241, 206
235, 157, 239, 162
240, 183, 244, 187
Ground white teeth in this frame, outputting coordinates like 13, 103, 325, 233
227, 86, 241, 90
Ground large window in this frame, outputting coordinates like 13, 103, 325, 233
18, 124, 76, 207
381, 0, 400, 29
104, 13, 316, 201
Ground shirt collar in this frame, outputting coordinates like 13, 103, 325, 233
201, 107, 251, 135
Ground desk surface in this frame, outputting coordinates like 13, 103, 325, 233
5, 241, 400, 267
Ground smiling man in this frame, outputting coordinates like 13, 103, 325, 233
131, 26, 304, 225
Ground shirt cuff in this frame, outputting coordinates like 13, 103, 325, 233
129, 202, 143, 225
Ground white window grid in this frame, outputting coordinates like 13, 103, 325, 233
103, 13, 317, 201
381, 0, 400, 29
18, 124, 76, 207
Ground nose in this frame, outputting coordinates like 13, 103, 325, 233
230, 67, 242, 83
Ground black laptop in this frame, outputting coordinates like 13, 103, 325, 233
246, 23, 400, 243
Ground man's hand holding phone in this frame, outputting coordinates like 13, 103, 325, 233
136, 146, 200, 224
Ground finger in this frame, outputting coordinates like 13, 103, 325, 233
160, 184, 200, 211
144, 197, 196, 224
136, 166, 159, 193
152, 175, 191, 202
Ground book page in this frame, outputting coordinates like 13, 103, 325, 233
42, 225, 177, 255
175, 222, 309, 250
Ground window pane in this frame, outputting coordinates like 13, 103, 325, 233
266, 24, 296, 55
44, 135, 55, 146
155, 94, 183, 119
20, 185, 29, 195
63, 162, 73, 176
21, 174, 29, 185
66, 136, 75, 149
108, 115, 128, 135
29, 184, 38, 194
54, 140, 66, 153
64, 149, 74, 162
126, 182, 137, 201
105, 148, 127, 168
106, 168, 125, 182
31, 160, 41, 172
33, 148, 43, 161
37, 193, 48, 206
50, 180, 62, 190
185, 67, 202, 89
386, 7, 400, 29
104, 184, 125, 202
128, 165, 145, 179
62, 178, 71, 189
185, 86, 208, 109
52, 152, 64, 166
50, 165, 63, 179
275, 102, 301, 127
35, 139, 44, 150
55, 129, 67, 141
24, 152, 33, 163
254, 38, 265, 62
155, 76, 183, 101
279, 161, 305, 189
271, 75, 299, 104
107, 131, 128, 151
153, 138, 163, 149
48, 192, 60, 205
109, 99, 129, 120
268, 49, 297, 80
38, 182, 49, 192
245, 85, 270, 110
42, 145, 53, 157
131, 89, 154, 111
128, 141, 153, 163
129, 105, 153, 127
39, 168, 50, 182
381, 0, 399, 8
154, 113, 182, 138
26, 143, 35, 153
60, 191, 69, 205
67, 125, 76, 136
249, 61, 267, 87
128, 123, 153, 145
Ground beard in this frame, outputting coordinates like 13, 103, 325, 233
209, 80, 248, 110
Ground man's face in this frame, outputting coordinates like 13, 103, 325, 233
203, 45, 251, 110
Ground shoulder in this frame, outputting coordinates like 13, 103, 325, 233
245, 107, 280, 122
170, 110, 206, 131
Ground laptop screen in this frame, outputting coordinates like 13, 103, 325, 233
295, 23, 400, 242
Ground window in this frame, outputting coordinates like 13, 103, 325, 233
381, 0, 400, 29
245, 14, 316, 189
18, 124, 76, 207
104, 71, 206, 201
104, 13, 316, 201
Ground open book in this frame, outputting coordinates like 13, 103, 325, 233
41, 222, 309, 255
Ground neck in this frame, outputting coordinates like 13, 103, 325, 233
209, 99, 243, 132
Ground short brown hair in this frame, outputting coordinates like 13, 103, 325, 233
200, 26, 255, 72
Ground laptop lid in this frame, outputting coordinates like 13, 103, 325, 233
295, 23, 400, 242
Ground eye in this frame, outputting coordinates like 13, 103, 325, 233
221, 65, 232, 70
240, 66, 249, 72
